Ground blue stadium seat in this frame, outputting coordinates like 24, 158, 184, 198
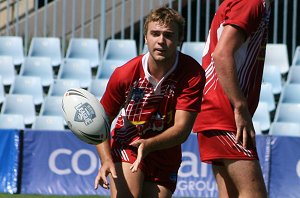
0, 76, 5, 104
259, 82, 275, 112
263, 65, 282, 95
88, 78, 109, 100
32, 115, 65, 131
57, 58, 92, 88
274, 103, 300, 123
1, 94, 36, 125
48, 79, 80, 96
39, 96, 63, 117
65, 38, 100, 68
264, 43, 289, 74
0, 56, 15, 86
253, 121, 263, 135
28, 37, 62, 67
10, 76, 44, 105
0, 36, 24, 65
286, 66, 300, 84
279, 84, 300, 104
97, 59, 126, 79
292, 46, 300, 66
103, 39, 137, 61
181, 41, 206, 64
19, 57, 54, 87
269, 122, 300, 137
0, 114, 25, 130
252, 102, 271, 131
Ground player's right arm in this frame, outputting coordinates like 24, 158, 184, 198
94, 116, 117, 190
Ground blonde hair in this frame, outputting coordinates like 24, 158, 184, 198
144, 7, 185, 42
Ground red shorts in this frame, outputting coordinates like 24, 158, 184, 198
197, 130, 259, 164
111, 144, 179, 193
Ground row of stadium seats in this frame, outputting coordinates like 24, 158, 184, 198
1, 35, 300, 134
253, 46, 300, 136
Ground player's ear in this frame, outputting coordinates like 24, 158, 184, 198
144, 36, 148, 44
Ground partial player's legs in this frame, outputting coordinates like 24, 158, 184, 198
109, 162, 144, 198
141, 181, 172, 198
213, 159, 267, 198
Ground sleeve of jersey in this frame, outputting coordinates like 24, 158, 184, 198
176, 71, 205, 112
224, 0, 264, 37
100, 68, 126, 118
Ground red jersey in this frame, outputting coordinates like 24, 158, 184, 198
193, 0, 271, 132
101, 52, 205, 166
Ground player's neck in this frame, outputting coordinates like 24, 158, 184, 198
147, 59, 174, 82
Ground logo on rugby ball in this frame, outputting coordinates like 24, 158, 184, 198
74, 102, 96, 125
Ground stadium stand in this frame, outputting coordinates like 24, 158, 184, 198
19, 57, 54, 88
32, 115, 65, 130
48, 79, 80, 97
88, 78, 109, 100
264, 43, 290, 75
0, 56, 15, 86
1, 94, 36, 126
28, 37, 62, 67
286, 66, 300, 84
0, 36, 24, 65
292, 46, 300, 66
0, 114, 25, 130
269, 121, 300, 137
103, 39, 137, 61
97, 59, 126, 79
57, 58, 92, 88
65, 38, 100, 68
259, 82, 275, 112
10, 76, 44, 106
263, 65, 283, 95
180, 41, 205, 64
252, 101, 271, 131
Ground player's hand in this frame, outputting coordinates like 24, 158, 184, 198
94, 160, 117, 190
234, 105, 256, 148
129, 139, 150, 173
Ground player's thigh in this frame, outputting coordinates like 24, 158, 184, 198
224, 159, 267, 195
109, 162, 144, 198
212, 164, 238, 198
141, 181, 172, 198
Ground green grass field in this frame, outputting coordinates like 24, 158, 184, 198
0, 194, 108, 198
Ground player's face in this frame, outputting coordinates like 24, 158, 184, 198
145, 21, 180, 63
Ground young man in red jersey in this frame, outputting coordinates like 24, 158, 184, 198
193, 0, 272, 197
94, 7, 205, 197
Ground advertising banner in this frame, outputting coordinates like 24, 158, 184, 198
21, 130, 271, 197
174, 133, 218, 197
21, 130, 109, 196
0, 129, 20, 194
268, 136, 300, 198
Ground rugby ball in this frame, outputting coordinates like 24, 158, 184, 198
62, 88, 110, 145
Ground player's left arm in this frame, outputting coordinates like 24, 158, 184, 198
129, 109, 197, 172
213, 24, 255, 148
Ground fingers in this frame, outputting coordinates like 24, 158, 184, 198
94, 167, 118, 190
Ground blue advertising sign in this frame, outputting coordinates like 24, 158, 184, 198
21, 130, 271, 197
174, 134, 218, 197
21, 130, 109, 196
0, 129, 20, 194
268, 136, 300, 198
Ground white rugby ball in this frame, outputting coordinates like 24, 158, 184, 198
62, 88, 110, 145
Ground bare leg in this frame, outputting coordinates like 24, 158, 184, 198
142, 181, 172, 198
109, 162, 144, 198
212, 159, 267, 198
